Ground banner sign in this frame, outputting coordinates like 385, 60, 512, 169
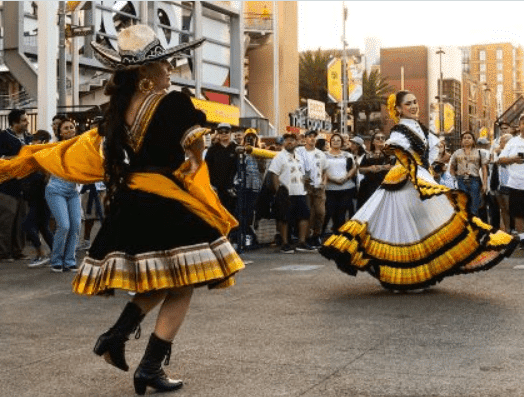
327, 57, 342, 103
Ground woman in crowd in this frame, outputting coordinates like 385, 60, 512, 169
494, 133, 514, 232
449, 131, 489, 217
45, 119, 81, 272
356, 131, 395, 209
320, 90, 517, 292
0, 25, 244, 395
323, 133, 357, 235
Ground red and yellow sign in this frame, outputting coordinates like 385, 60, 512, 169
191, 98, 240, 126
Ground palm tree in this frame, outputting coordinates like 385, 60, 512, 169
354, 69, 394, 134
299, 49, 337, 103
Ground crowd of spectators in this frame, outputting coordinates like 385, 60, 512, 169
0, 109, 105, 269
3, 111, 524, 261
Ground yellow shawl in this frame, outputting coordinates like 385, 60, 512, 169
0, 128, 237, 236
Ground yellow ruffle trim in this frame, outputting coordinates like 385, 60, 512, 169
72, 237, 245, 295
324, 211, 515, 286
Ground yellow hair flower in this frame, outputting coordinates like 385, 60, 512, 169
387, 93, 399, 124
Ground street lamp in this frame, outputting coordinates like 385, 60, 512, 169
341, 3, 348, 135
436, 48, 445, 136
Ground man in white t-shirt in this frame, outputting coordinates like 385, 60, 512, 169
268, 133, 316, 253
295, 130, 328, 247
498, 114, 524, 238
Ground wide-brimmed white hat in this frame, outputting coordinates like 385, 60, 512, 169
91, 24, 205, 69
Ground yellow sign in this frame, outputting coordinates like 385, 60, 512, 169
434, 103, 455, 134
327, 58, 342, 103
191, 98, 240, 126
479, 127, 489, 138
67, 1, 86, 12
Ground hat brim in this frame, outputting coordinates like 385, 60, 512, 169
181, 126, 211, 149
91, 37, 206, 70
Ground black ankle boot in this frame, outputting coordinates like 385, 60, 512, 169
133, 333, 183, 395
93, 302, 145, 372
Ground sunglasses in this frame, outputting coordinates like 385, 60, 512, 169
374, 136, 386, 141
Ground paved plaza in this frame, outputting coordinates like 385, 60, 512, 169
2, 246, 524, 397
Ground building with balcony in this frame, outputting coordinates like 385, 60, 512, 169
0, 1, 298, 137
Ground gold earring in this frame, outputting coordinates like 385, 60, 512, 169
139, 78, 154, 94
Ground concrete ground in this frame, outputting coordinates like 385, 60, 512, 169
2, 244, 524, 397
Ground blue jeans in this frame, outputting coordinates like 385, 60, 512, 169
45, 177, 81, 268
457, 176, 482, 216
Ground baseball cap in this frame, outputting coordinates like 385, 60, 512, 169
217, 122, 232, 130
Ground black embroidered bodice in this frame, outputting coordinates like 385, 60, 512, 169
390, 123, 430, 168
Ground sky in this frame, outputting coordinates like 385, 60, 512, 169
298, 1, 524, 52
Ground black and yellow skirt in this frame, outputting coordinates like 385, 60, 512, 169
72, 189, 244, 295
319, 163, 518, 291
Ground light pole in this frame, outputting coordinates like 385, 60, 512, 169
436, 48, 445, 136
341, 3, 348, 135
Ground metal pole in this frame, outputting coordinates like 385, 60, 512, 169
71, 10, 80, 108
194, 2, 203, 99
341, 3, 347, 135
437, 48, 445, 136
273, 1, 279, 135
58, 1, 67, 108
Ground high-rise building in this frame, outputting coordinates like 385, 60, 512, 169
469, 43, 524, 119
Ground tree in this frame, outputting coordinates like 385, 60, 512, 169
353, 69, 394, 134
299, 48, 337, 103
299, 49, 339, 128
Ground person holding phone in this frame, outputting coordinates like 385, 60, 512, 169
498, 114, 524, 239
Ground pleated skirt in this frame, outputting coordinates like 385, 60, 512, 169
72, 189, 244, 295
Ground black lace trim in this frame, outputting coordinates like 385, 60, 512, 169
390, 123, 430, 168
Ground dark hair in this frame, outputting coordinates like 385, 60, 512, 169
395, 90, 413, 108
460, 131, 476, 147
8, 109, 26, 126
370, 131, 386, 152
56, 119, 76, 141
52, 114, 68, 123
98, 66, 145, 208
33, 129, 52, 143
329, 133, 343, 145
315, 138, 327, 151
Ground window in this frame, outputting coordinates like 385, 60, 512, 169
480, 73, 486, 82
498, 84, 503, 94
497, 49, 503, 60
497, 73, 503, 82
479, 50, 486, 61
497, 62, 503, 71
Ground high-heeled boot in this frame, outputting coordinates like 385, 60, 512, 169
93, 301, 145, 371
133, 333, 183, 395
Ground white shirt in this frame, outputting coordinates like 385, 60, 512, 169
295, 146, 327, 188
268, 149, 307, 196
499, 135, 524, 190
325, 151, 356, 191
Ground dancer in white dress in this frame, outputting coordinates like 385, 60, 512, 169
319, 90, 517, 291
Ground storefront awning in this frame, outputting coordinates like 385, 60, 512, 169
191, 98, 240, 126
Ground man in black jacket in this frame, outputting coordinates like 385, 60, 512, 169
0, 109, 32, 261
205, 122, 238, 215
